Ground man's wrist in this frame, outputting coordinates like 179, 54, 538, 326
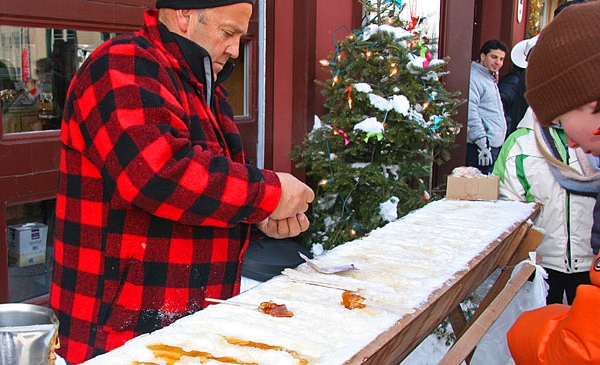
475, 137, 488, 150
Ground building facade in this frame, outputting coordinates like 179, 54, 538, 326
0, 0, 559, 303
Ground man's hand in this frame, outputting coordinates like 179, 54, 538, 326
475, 137, 493, 166
271, 172, 315, 220
256, 214, 310, 239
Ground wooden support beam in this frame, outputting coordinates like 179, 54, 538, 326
469, 226, 545, 326
438, 262, 537, 365
445, 225, 545, 364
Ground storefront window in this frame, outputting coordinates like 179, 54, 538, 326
223, 43, 249, 117
0, 26, 250, 133
528, 0, 545, 37
0, 26, 115, 134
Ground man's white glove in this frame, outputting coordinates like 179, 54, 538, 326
475, 137, 493, 166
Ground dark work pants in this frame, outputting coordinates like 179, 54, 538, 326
544, 268, 591, 305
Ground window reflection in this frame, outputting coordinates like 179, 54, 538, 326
222, 42, 249, 117
0, 27, 115, 134
1, 26, 249, 134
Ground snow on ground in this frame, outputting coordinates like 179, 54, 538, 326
400, 334, 452, 365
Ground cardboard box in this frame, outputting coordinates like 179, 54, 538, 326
7, 222, 48, 267
446, 175, 499, 201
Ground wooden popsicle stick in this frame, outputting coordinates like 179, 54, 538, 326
363, 299, 415, 314
285, 276, 358, 291
206, 298, 295, 318
204, 298, 257, 310
281, 268, 361, 292
282, 269, 414, 314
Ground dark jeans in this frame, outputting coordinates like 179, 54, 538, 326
544, 268, 591, 305
466, 143, 501, 175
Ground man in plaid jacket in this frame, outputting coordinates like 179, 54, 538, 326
50, 0, 315, 363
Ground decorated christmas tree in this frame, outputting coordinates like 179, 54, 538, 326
291, 0, 464, 251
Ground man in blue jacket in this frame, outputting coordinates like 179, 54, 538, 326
467, 39, 508, 174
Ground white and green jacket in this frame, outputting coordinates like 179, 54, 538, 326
493, 108, 596, 273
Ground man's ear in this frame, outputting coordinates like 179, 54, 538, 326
175, 9, 193, 33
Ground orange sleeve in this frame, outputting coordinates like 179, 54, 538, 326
507, 304, 570, 364
542, 285, 600, 364
508, 254, 600, 365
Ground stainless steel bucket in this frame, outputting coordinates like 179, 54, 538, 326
0, 303, 59, 365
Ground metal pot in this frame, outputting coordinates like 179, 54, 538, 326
0, 303, 59, 365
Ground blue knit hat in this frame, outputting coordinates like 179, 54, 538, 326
156, 0, 254, 9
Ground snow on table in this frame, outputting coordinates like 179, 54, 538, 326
81, 199, 537, 365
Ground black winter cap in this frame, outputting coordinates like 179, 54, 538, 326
156, 0, 254, 9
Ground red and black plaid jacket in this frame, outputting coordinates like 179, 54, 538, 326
50, 9, 281, 364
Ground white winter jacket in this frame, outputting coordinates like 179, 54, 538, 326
493, 108, 595, 273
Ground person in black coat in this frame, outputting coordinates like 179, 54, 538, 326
498, 36, 537, 135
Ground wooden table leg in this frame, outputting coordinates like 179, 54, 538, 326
443, 225, 545, 365
470, 226, 545, 326
438, 262, 537, 365
448, 306, 471, 364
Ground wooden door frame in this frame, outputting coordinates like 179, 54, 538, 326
264, 0, 363, 179
264, 0, 319, 177
433, 0, 475, 190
